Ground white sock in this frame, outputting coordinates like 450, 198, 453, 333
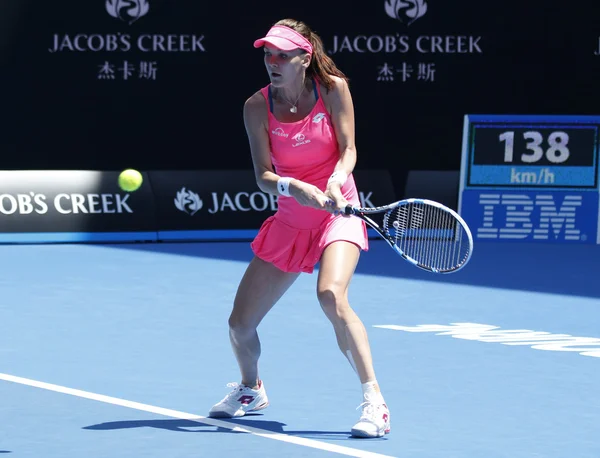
362, 380, 385, 403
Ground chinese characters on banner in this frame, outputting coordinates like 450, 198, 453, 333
98, 61, 158, 80
377, 62, 436, 83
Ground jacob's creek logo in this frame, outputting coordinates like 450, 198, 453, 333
292, 133, 311, 148
106, 0, 149, 25
330, 1, 483, 84
173, 187, 278, 215
0, 193, 133, 215
174, 187, 203, 215
48, 0, 206, 82
272, 127, 289, 138
385, 0, 427, 25
173, 187, 378, 215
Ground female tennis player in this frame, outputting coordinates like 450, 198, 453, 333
207, 18, 390, 438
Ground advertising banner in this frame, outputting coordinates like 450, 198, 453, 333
150, 170, 278, 241
0, 169, 397, 244
460, 189, 599, 243
458, 115, 600, 244
5, 0, 600, 191
150, 169, 397, 241
0, 171, 157, 243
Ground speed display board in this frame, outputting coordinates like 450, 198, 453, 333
458, 115, 600, 244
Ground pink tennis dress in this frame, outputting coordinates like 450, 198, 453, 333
250, 80, 369, 273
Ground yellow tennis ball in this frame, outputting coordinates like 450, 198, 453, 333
118, 169, 143, 192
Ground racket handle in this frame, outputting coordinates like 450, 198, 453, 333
326, 200, 354, 216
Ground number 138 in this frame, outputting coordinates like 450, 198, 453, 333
499, 131, 570, 163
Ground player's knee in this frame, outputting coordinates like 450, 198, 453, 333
228, 313, 256, 336
228, 304, 258, 335
317, 284, 347, 318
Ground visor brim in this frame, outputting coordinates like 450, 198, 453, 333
253, 37, 300, 51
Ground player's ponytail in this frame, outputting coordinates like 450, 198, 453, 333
273, 19, 349, 91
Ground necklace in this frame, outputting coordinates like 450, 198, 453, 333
278, 84, 305, 113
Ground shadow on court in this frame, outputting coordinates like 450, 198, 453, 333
95, 240, 600, 299
82, 418, 386, 442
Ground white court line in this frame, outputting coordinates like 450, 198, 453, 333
0, 373, 395, 458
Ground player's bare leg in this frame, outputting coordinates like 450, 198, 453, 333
229, 256, 300, 387
317, 241, 375, 383
317, 241, 390, 437
208, 256, 299, 418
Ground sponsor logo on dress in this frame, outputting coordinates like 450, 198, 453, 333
272, 127, 289, 138
312, 113, 326, 123
292, 133, 311, 148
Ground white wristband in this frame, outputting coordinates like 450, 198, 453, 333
327, 170, 348, 187
277, 177, 293, 197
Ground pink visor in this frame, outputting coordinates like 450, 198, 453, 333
253, 25, 313, 54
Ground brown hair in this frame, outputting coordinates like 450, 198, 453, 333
273, 18, 348, 91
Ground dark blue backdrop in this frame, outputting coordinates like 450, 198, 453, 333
2, 0, 599, 196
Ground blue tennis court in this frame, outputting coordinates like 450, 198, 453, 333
2, 240, 599, 457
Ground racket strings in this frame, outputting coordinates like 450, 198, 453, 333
385, 203, 471, 272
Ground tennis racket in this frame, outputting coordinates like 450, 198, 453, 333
344, 198, 473, 274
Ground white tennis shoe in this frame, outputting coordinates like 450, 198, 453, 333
351, 394, 391, 438
208, 381, 269, 418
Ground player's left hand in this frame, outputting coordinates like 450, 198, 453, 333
325, 189, 350, 216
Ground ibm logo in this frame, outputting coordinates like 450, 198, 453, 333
477, 193, 585, 241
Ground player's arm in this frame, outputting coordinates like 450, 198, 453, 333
323, 77, 357, 205
243, 93, 281, 195
243, 93, 329, 209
